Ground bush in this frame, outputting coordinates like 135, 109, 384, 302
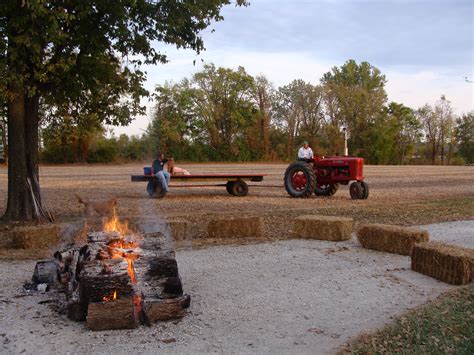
87, 138, 118, 163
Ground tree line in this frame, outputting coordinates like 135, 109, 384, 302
25, 60, 472, 165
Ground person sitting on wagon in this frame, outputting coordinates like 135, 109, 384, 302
167, 159, 191, 176
152, 152, 172, 192
297, 141, 314, 163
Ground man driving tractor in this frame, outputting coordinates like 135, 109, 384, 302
297, 140, 314, 163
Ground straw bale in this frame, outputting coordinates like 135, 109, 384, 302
207, 217, 263, 239
356, 224, 429, 255
293, 215, 353, 241
167, 220, 190, 241
10, 224, 60, 249
411, 242, 474, 285
0, 231, 13, 249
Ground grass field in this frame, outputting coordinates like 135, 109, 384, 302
1, 163, 473, 232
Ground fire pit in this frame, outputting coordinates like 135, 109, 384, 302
31, 215, 190, 331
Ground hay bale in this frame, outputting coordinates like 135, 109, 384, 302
411, 242, 474, 285
10, 224, 60, 249
0, 230, 14, 249
356, 224, 429, 255
167, 220, 190, 241
207, 217, 263, 239
293, 215, 353, 241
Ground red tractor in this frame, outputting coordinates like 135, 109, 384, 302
284, 156, 369, 199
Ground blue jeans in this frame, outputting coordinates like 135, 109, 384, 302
155, 170, 170, 191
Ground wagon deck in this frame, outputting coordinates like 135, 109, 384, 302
131, 173, 265, 198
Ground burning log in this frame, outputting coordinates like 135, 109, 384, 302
79, 259, 135, 305
142, 295, 191, 324
30, 217, 190, 331
86, 297, 137, 331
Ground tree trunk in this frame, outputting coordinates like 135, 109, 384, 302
440, 131, 445, 165
3, 88, 45, 222
0, 118, 7, 164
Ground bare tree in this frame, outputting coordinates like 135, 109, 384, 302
417, 104, 439, 164
254, 76, 273, 158
434, 96, 454, 165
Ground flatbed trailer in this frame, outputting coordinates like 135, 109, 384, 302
131, 173, 265, 198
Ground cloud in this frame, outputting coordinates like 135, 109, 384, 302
385, 68, 474, 113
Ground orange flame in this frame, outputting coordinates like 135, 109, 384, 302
103, 209, 138, 284
127, 259, 136, 284
102, 290, 117, 302
103, 209, 129, 236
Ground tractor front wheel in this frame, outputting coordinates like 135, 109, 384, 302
314, 183, 339, 197
284, 161, 316, 198
349, 182, 363, 199
360, 181, 369, 199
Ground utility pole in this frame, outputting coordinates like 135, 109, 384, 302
343, 127, 348, 156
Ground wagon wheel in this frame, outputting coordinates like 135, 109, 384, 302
349, 181, 363, 200
314, 183, 339, 197
231, 180, 248, 197
147, 180, 166, 198
360, 181, 369, 199
284, 161, 316, 198
226, 181, 235, 195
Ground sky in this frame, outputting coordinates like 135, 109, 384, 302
111, 0, 474, 137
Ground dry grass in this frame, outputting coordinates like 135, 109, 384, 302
356, 224, 429, 255
341, 285, 474, 354
412, 242, 474, 285
293, 215, 353, 241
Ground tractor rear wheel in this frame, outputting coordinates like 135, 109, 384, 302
284, 161, 316, 198
349, 182, 363, 199
231, 180, 248, 196
314, 183, 339, 197
147, 180, 166, 198
360, 181, 369, 199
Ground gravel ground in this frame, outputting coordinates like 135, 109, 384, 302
0, 220, 472, 354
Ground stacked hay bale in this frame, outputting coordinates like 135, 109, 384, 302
411, 242, 474, 285
293, 215, 353, 241
356, 224, 429, 255
10, 224, 61, 249
207, 217, 263, 239
166, 220, 190, 241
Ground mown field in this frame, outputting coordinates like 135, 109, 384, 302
1, 164, 473, 234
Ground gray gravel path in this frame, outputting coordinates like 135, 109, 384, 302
0, 220, 472, 354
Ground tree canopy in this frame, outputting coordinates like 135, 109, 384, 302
0, 0, 248, 221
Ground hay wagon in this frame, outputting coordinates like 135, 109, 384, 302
131, 172, 265, 198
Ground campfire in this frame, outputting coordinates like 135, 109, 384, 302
32, 212, 190, 331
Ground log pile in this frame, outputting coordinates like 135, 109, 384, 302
31, 229, 190, 330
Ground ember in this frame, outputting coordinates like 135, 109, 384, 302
102, 290, 117, 302
31, 214, 191, 331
